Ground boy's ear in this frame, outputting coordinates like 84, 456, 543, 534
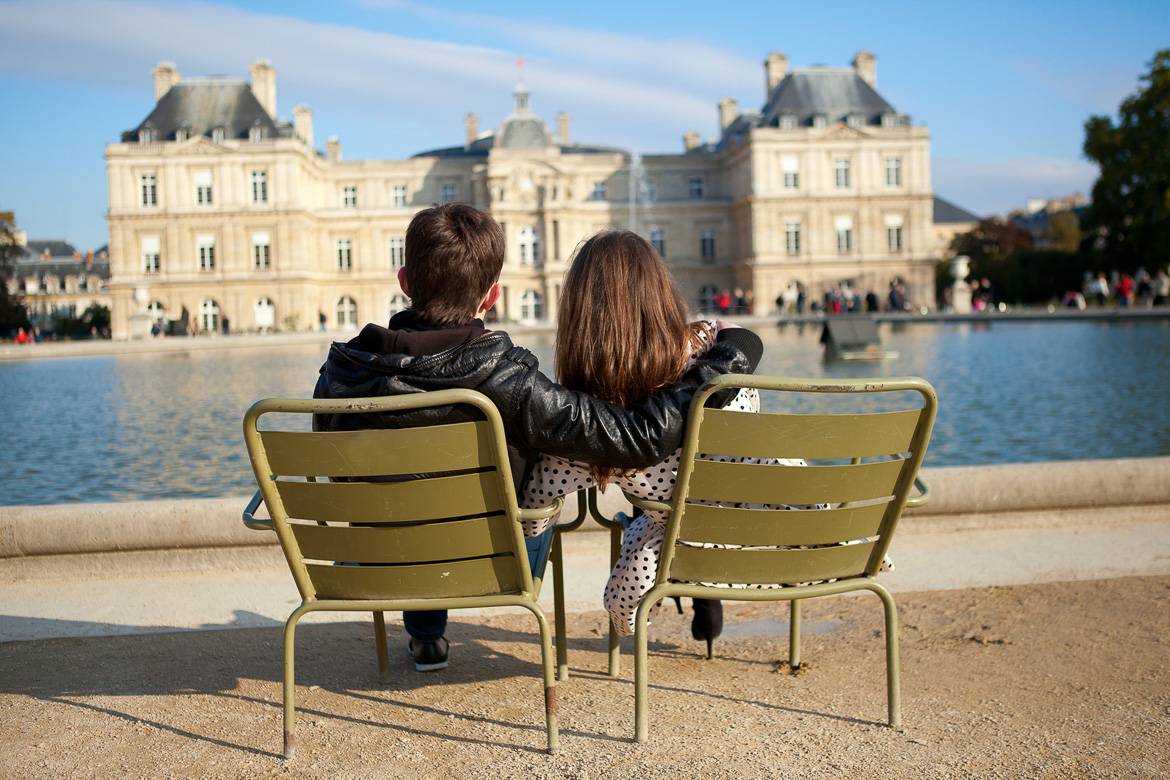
397, 267, 410, 297
478, 281, 501, 316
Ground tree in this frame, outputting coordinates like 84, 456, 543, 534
1083, 50, 1170, 268
1046, 210, 1082, 253
0, 221, 29, 334
949, 218, 1033, 263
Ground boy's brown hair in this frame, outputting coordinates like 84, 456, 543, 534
404, 203, 505, 325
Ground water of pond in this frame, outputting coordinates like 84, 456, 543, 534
1, 320, 1168, 505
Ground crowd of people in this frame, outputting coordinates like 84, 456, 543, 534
1069, 268, 1170, 309
774, 279, 914, 316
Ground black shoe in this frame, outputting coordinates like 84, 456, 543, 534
691, 599, 724, 659
408, 637, 449, 672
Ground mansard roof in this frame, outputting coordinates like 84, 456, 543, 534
760, 68, 902, 127
121, 78, 294, 142
933, 195, 980, 224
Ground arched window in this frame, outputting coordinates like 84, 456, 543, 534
336, 296, 358, 329
254, 297, 276, 331
519, 289, 543, 322
199, 299, 220, 334
517, 226, 540, 265
387, 294, 408, 319
146, 301, 166, 321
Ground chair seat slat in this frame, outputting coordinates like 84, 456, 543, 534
260, 421, 493, 477
274, 472, 504, 524
291, 515, 515, 564
305, 556, 522, 599
679, 502, 887, 546
697, 408, 920, 460
669, 542, 875, 585
686, 459, 905, 505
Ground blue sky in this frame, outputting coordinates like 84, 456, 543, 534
1, 0, 1167, 250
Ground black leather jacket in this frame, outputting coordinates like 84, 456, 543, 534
313, 322, 751, 484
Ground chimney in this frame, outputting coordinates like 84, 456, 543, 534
852, 50, 876, 87
556, 111, 570, 145
326, 136, 342, 162
683, 130, 700, 151
764, 51, 788, 95
293, 105, 314, 147
249, 59, 277, 117
152, 61, 180, 100
465, 112, 478, 147
718, 98, 738, 131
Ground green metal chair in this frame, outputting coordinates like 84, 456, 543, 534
241, 389, 563, 758
626, 374, 937, 742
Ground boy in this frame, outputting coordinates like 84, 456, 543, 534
314, 204, 748, 671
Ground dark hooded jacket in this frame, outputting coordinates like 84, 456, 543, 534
312, 311, 753, 487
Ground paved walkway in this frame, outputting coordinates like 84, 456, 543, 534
3, 509, 1168, 643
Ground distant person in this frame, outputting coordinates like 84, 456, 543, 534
733, 287, 746, 314
744, 289, 754, 314
150, 321, 162, 338
221, 317, 231, 336
1135, 267, 1152, 306
32, 327, 42, 343
887, 280, 905, 312
1095, 273, 1110, 306
318, 311, 327, 332
866, 291, 880, 313
795, 284, 806, 315
1154, 268, 1169, 306
15, 327, 29, 344
717, 289, 732, 315
1117, 272, 1134, 307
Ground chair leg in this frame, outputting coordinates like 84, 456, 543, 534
282, 605, 309, 760
607, 526, 622, 678
633, 592, 662, 744
523, 604, 560, 753
789, 599, 802, 673
551, 535, 569, 681
871, 583, 902, 729
373, 611, 390, 684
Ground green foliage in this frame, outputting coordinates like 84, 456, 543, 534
969, 251, 1087, 304
0, 223, 29, 334
949, 218, 1033, 263
1082, 50, 1170, 267
1046, 211, 1082, 253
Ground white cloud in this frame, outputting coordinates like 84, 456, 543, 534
933, 157, 1098, 217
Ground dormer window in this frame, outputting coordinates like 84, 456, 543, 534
211, 127, 226, 144
175, 127, 189, 142
812, 114, 827, 129
846, 113, 865, 129
778, 114, 797, 130
249, 123, 266, 143
881, 113, 899, 128
139, 125, 156, 144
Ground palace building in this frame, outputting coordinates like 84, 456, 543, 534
105, 53, 957, 338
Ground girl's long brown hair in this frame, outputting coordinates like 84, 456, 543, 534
556, 230, 707, 484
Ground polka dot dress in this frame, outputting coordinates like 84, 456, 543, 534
520, 322, 892, 636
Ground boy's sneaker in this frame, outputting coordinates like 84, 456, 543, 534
408, 637, 449, 672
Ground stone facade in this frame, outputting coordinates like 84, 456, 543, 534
106, 53, 949, 339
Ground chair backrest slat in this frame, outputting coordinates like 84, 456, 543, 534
305, 557, 521, 600
290, 515, 515, 564
669, 542, 876, 585
687, 458, 905, 506
678, 502, 887, 547
260, 422, 493, 477
273, 474, 504, 524
697, 408, 920, 460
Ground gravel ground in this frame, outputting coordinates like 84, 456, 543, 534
2, 575, 1168, 779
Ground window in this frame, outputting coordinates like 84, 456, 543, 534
781, 156, 800, 190
142, 236, 161, 274
342, 186, 357, 208
388, 294, 408, 318
834, 158, 851, 189
591, 181, 606, 201
249, 124, 265, 143
199, 299, 219, 333
175, 127, 189, 143
146, 300, 165, 320
211, 127, 225, 144
779, 114, 797, 130
252, 232, 271, 270
140, 174, 157, 207
139, 125, 155, 144
812, 114, 827, 128
835, 216, 854, 253
196, 234, 216, 271
392, 184, 407, 207
700, 228, 716, 263
254, 297, 275, 331
650, 228, 665, 258
194, 170, 213, 206
846, 113, 865, 129
885, 157, 903, 188
886, 214, 904, 252
250, 170, 268, 204
335, 296, 358, 329
784, 221, 801, 255
440, 183, 457, 203
881, 113, 899, 128
519, 289, 543, 321
518, 226, 539, 265
388, 236, 404, 269
688, 177, 705, 200
336, 238, 352, 271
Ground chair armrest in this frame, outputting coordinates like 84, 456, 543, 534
587, 487, 626, 529
519, 495, 565, 524
242, 489, 274, 531
619, 490, 672, 516
904, 476, 929, 509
